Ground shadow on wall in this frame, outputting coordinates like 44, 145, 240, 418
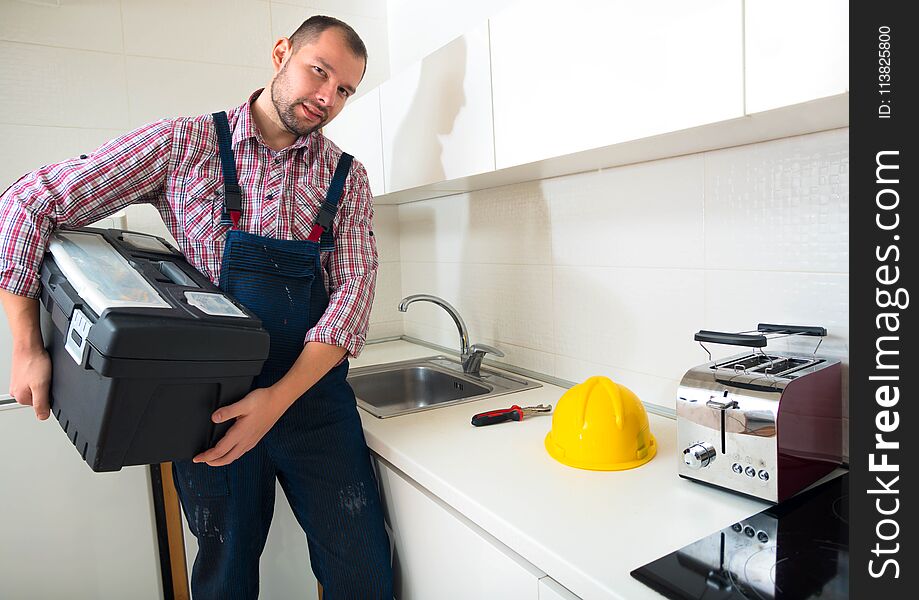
388, 36, 467, 190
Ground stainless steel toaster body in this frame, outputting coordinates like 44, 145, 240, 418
677, 351, 842, 503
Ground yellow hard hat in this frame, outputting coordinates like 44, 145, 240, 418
545, 376, 656, 471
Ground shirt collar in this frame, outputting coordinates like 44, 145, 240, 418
233, 88, 316, 152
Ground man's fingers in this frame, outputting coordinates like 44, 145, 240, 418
12, 386, 32, 407
211, 398, 249, 423
206, 445, 247, 467
31, 384, 50, 420
193, 426, 240, 463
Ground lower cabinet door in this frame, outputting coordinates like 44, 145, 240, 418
374, 456, 544, 599
0, 405, 162, 599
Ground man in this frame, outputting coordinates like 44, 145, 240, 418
0, 15, 393, 599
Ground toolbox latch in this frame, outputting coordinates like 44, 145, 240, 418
65, 308, 92, 366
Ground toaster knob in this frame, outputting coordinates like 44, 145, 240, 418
682, 442, 717, 469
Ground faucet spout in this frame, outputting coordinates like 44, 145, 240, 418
398, 294, 470, 357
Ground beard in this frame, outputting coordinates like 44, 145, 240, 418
270, 62, 327, 137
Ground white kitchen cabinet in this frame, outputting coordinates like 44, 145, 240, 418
489, 0, 745, 169
745, 0, 849, 114
539, 576, 582, 600
0, 403, 162, 599
374, 456, 545, 599
322, 87, 386, 197
380, 21, 495, 193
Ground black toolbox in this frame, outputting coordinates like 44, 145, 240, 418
39, 228, 269, 472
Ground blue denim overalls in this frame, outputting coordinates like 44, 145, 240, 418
172, 112, 393, 599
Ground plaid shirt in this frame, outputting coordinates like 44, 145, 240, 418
0, 90, 378, 357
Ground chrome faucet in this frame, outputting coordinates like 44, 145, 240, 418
398, 294, 504, 376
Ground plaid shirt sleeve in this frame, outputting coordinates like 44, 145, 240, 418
304, 159, 378, 358
0, 119, 174, 298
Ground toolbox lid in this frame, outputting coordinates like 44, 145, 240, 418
49, 231, 171, 314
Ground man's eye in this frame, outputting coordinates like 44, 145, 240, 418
313, 66, 326, 76
338, 88, 350, 98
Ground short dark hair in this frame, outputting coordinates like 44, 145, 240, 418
289, 15, 368, 69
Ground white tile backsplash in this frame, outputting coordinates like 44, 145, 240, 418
372, 204, 400, 264
401, 260, 555, 353
369, 261, 403, 325
399, 195, 468, 264
553, 266, 705, 384
0, 0, 124, 53
463, 183, 553, 265
121, 0, 271, 68
366, 320, 404, 341
555, 354, 681, 412
124, 56, 270, 128
0, 41, 129, 129
704, 129, 849, 273
399, 183, 553, 266
548, 155, 705, 268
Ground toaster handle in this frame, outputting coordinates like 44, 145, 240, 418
757, 323, 827, 337
694, 330, 768, 348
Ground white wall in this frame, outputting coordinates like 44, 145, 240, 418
397, 128, 850, 458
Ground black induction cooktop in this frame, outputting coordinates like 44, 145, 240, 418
631, 473, 848, 599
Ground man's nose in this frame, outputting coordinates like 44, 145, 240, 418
315, 81, 337, 108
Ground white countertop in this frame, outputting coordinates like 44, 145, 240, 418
352, 341, 769, 600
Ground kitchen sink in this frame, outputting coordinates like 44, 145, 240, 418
348, 356, 541, 418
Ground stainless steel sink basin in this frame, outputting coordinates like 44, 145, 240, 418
348, 356, 541, 418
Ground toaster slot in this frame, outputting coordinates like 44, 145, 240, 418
755, 357, 821, 377
713, 354, 779, 372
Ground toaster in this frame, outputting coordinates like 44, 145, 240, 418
676, 324, 842, 503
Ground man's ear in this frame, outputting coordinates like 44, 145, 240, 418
271, 38, 293, 72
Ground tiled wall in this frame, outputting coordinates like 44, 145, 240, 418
394, 128, 849, 456
367, 204, 403, 340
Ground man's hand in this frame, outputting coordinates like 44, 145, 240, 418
193, 387, 287, 467
192, 341, 347, 466
1, 290, 52, 420
10, 347, 52, 420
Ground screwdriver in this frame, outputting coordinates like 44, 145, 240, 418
471, 404, 552, 426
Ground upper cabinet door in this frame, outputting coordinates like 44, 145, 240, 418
489, 0, 744, 169
323, 87, 386, 197
380, 22, 495, 193
745, 0, 849, 114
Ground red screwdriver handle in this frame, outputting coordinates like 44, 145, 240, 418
471, 405, 524, 426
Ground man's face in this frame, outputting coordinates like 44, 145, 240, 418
270, 28, 365, 137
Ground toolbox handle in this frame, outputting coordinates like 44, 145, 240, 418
757, 323, 827, 337
694, 330, 768, 348
157, 261, 198, 288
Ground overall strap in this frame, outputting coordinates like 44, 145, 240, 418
212, 112, 242, 229
307, 153, 354, 242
